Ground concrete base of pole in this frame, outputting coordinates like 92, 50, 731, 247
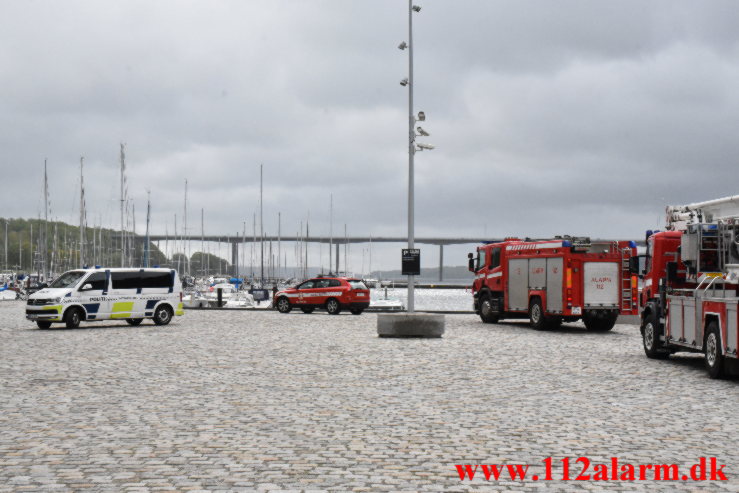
377, 313, 445, 338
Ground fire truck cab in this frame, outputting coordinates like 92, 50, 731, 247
640, 195, 739, 378
469, 237, 638, 331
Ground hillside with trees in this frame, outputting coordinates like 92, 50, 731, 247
0, 218, 228, 276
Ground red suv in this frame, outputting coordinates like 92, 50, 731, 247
274, 277, 370, 315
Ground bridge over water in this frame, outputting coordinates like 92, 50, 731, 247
146, 235, 489, 280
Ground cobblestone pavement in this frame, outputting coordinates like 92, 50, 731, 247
1, 301, 738, 492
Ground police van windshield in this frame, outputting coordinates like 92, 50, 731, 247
49, 271, 86, 288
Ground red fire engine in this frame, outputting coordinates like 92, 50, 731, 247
469, 237, 638, 330
639, 195, 739, 378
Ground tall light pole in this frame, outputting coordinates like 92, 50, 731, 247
260, 164, 264, 285
399, 2, 433, 313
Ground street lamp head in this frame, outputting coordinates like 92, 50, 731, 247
400, 78, 409, 86
417, 111, 426, 121
398, 41, 408, 50
416, 143, 435, 151
412, 5, 421, 12
416, 126, 430, 136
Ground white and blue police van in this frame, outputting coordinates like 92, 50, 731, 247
26, 268, 184, 329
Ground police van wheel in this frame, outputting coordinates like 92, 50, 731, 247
126, 318, 144, 326
705, 321, 726, 379
300, 306, 315, 314
529, 298, 547, 330
277, 297, 292, 313
64, 307, 82, 329
326, 298, 341, 315
479, 294, 500, 324
153, 305, 173, 326
36, 321, 52, 329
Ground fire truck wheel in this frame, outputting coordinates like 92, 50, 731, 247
705, 321, 726, 379
276, 297, 292, 313
529, 298, 547, 330
479, 295, 499, 324
642, 311, 669, 359
583, 311, 617, 331
326, 298, 341, 315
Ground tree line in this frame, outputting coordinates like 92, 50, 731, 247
0, 218, 230, 276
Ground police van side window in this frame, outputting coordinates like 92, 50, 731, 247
141, 272, 172, 289
84, 272, 107, 291
111, 272, 140, 290
490, 248, 501, 269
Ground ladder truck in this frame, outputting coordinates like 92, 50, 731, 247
468, 237, 638, 331
639, 195, 739, 378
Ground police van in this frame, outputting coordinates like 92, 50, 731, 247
26, 268, 184, 329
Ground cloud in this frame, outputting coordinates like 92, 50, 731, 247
2, 0, 739, 270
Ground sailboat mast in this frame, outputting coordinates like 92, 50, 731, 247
174, 214, 179, 273
144, 191, 151, 268
329, 193, 333, 274
260, 164, 264, 285
252, 213, 256, 279
201, 209, 205, 277
79, 157, 85, 268
277, 212, 281, 280
132, 203, 136, 266
43, 159, 49, 278
183, 179, 188, 276
305, 212, 309, 278
120, 143, 126, 267
298, 221, 303, 278
4, 219, 8, 272
51, 222, 57, 275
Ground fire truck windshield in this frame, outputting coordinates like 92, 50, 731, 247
476, 250, 487, 271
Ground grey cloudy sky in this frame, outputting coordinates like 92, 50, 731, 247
2, 0, 739, 271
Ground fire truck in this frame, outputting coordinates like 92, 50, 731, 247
639, 195, 739, 378
468, 237, 639, 331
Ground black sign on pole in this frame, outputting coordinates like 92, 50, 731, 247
250, 288, 270, 302
401, 248, 421, 276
